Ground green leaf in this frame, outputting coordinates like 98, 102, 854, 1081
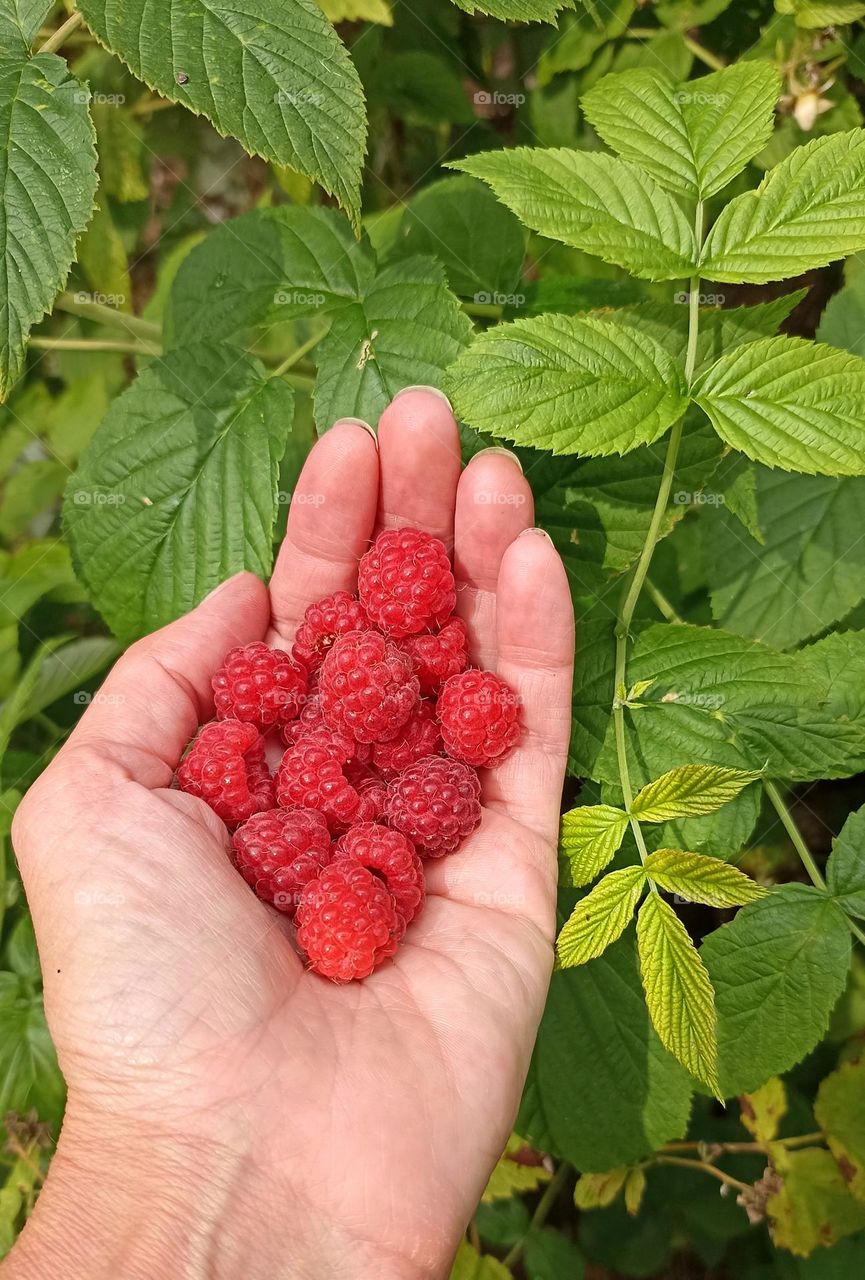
386, 176, 526, 299
818, 269, 865, 357
367, 51, 474, 127
537, 0, 634, 82
816, 1059, 865, 1203
826, 805, 865, 919
76, 0, 367, 228
167, 206, 374, 345
694, 335, 865, 476
706, 468, 865, 649
450, 0, 571, 19
0, 0, 53, 44
0, 977, 64, 1123
701, 884, 852, 1096
449, 1240, 512, 1280
64, 346, 293, 643
523, 1229, 585, 1280
91, 100, 149, 203
631, 765, 762, 822
574, 1168, 628, 1209
700, 130, 865, 284
8, 636, 120, 725
314, 255, 472, 427
636, 893, 720, 1095
778, 0, 865, 27
451, 148, 697, 280
318, 0, 392, 21
560, 804, 629, 886
557, 867, 645, 968
534, 935, 692, 1170
0, 38, 98, 399
767, 1148, 865, 1257
6, 914, 38, 982
643, 849, 767, 907
582, 62, 780, 199
444, 313, 688, 457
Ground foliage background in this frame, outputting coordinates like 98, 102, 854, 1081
3, 0, 865, 1275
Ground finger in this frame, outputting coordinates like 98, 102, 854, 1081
65, 572, 270, 787
268, 419, 379, 640
375, 388, 462, 546
484, 529, 574, 842
454, 449, 533, 669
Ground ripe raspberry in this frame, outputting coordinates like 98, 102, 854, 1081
400, 618, 468, 695
232, 808, 331, 916
358, 528, 456, 638
372, 700, 441, 780
437, 670, 521, 768
346, 765, 389, 823
320, 630, 419, 744
385, 755, 481, 857
177, 719, 274, 825
292, 591, 369, 672
276, 728, 361, 830
297, 862, 403, 981
212, 642, 307, 732
334, 822, 424, 925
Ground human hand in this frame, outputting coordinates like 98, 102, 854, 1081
6, 390, 574, 1280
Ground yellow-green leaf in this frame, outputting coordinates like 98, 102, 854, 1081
557, 867, 645, 969
624, 1167, 647, 1216
767, 1148, 865, 1255
740, 1077, 787, 1145
631, 765, 762, 822
574, 1167, 628, 1209
560, 804, 629, 886
318, 0, 393, 21
644, 850, 768, 908
815, 1059, 865, 1203
482, 1134, 551, 1203
636, 893, 720, 1096
450, 1240, 512, 1280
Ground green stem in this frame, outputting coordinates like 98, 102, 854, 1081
682, 35, 726, 71
29, 336, 160, 356
37, 8, 84, 54
765, 780, 865, 948
611, 205, 703, 862
501, 1162, 571, 1269
55, 293, 162, 341
270, 330, 327, 380
653, 1155, 749, 1194
644, 577, 683, 625
461, 300, 504, 322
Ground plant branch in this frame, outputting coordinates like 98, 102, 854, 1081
55, 293, 162, 342
663, 1131, 825, 1156
29, 336, 160, 356
461, 300, 504, 321
653, 1155, 750, 1194
644, 577, 683, 624
37, 9, 84, 54
682, 35, 726, 71
270, 330, 327, 380
501, 1162, 571, 1269
764, 780, 865, 947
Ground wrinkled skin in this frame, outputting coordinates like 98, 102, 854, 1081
6, 391, 574, 1280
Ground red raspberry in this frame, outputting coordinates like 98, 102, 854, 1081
385, 755, 481, 857
320, 630, 419, 744
297, 862, 404, 981
372, 700, 441, 780
334, 822, 424, 925
400, 618, 468, 695
358, 528, 456, 638
291, 591, 369, 672
276, 728, 361, 830
212, 642, 307, 732
344, 765, 389, 822
232, 808, 331, 916
437, 670, 521, 768
177, 719, 274, 825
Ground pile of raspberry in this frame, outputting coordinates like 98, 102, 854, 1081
176, 528, 521, 982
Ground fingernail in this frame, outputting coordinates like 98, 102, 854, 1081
392, 385, 453, 411
519, 527, 552, 542
335, 417, 378, 446
473, 446, 523, 473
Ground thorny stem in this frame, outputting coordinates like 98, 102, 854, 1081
612, 203, 704, 864
653, 1155, 750, 1194
501, 1162, 572, 1269
37, 9, 84, 54
764, 781, 865, 948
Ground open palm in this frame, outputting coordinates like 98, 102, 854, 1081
9, 391, 574, 1280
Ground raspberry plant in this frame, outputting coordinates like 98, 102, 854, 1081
4, 0, 865, 1271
